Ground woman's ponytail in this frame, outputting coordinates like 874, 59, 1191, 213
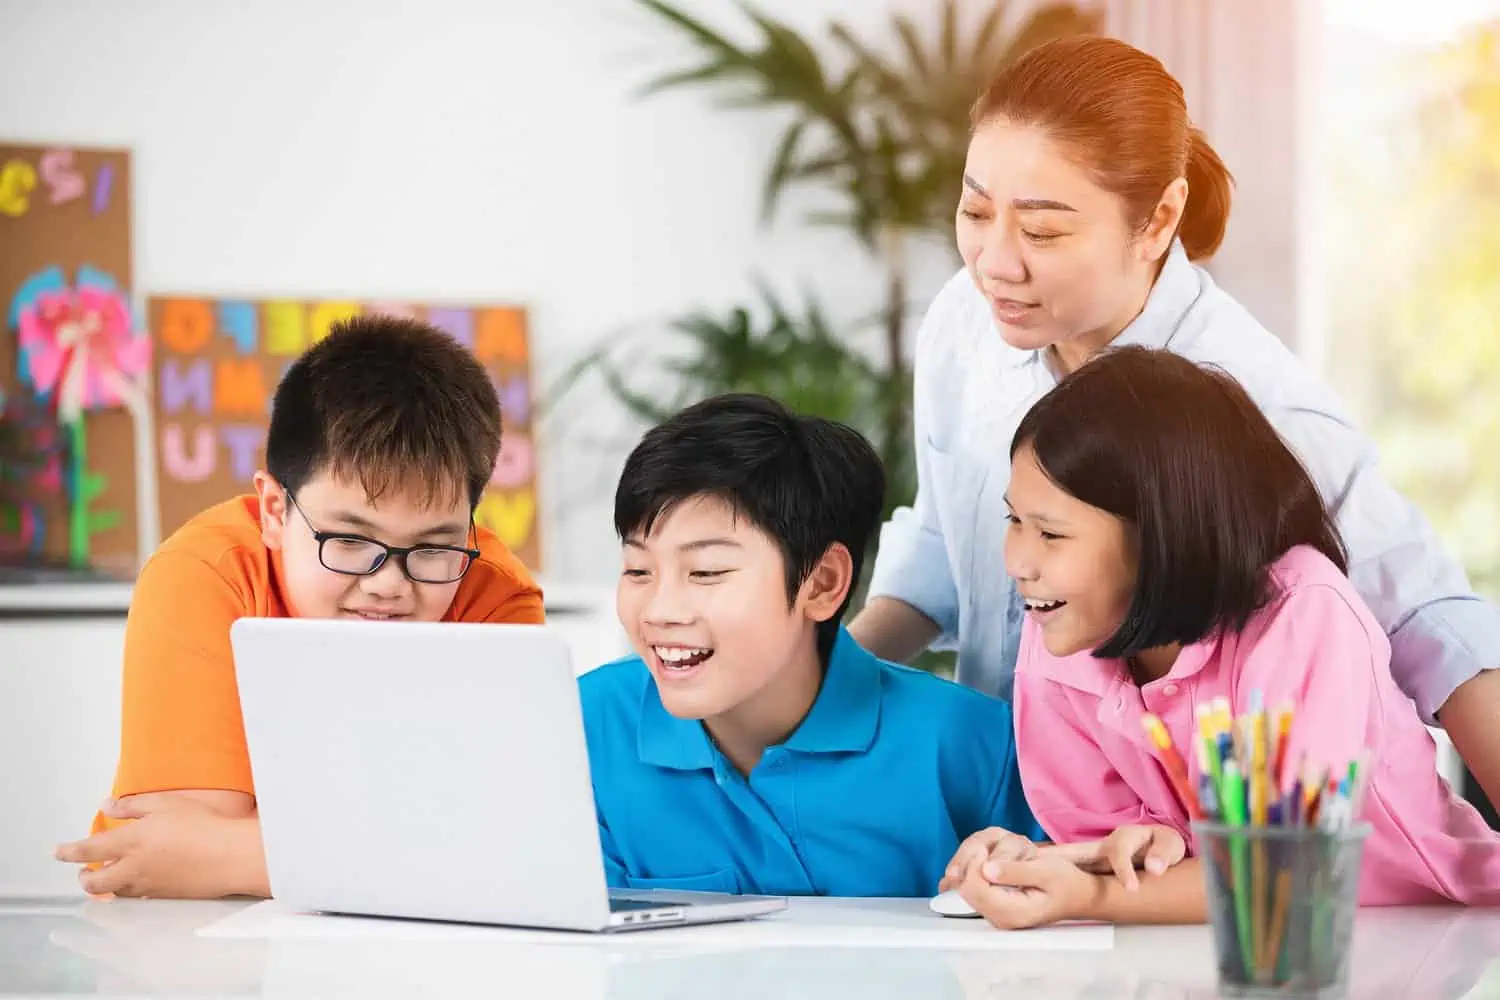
1178, 127, 1234, 260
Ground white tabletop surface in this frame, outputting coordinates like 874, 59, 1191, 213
3, 897, 1498, 999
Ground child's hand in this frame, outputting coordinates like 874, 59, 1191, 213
1054, 824, 1187, 891
940, 826, 1038, 892
54, 796, 267, 899
959, 852, 1102, 930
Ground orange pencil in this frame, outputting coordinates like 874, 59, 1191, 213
1142, 713, 1203, 819
1259, 869, 1293, 977
1271, 705, 1294, 789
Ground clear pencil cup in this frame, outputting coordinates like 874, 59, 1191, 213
1192, 822, 1369, 999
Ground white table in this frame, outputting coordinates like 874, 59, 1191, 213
2, 897, 1498, 998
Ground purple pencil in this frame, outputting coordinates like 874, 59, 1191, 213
1285, 776, 1304, 826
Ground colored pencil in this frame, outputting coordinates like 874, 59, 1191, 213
1271, 705, 1294, 788
1142, 713, 1204, 819
1166, 697, 1369, 988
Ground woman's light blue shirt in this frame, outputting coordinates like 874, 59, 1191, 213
866, 242, 1500, 723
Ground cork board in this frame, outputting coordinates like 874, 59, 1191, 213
0, 143, 142, 576
149, 297, 541, 570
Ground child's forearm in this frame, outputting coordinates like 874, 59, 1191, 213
226, 816, 271, 898
1078, 857, 1207, 925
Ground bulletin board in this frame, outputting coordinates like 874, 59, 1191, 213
0, 143, 144, 576
148, 297, 542, 569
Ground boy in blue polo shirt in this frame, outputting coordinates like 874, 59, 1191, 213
579, 393, 1041, 897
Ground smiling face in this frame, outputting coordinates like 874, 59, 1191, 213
1003, 443, 1139, 658
254, 468, 473, 622
956, 117, 1184, 371
616, 494, 842, 733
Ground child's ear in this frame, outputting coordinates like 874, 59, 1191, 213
798, 543, 855, 623
253, 470, 289, 551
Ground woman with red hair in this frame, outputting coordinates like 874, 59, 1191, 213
850, 35, 1500, 828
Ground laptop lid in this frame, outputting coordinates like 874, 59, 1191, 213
230, 619, 616, 931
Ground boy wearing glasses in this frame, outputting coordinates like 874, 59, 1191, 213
54, 316, 543, 899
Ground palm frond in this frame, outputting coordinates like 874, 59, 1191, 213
762, 117, 811, 223
600, 0, 1098, 544
969, 0, 1012, 66
598, 361, 677, 424
636, 0, 742, 60
892, 15, 931, 83
634, 0, 1096, 244
741, 4, 829, 95
938, 0, 959, 72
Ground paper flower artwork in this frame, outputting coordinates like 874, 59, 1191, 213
6, 265, 148, 569
17, 279, 149, 423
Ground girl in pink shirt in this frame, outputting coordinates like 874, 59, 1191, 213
950, 346, 1500, 929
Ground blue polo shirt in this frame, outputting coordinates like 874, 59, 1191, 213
578, 627, 1042, 897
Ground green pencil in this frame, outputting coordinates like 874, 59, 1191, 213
1220, 758, 1254, 977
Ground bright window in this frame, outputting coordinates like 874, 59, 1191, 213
1316, 1, 1500, 598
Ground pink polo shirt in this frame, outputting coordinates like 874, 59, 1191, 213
1013, 545, 1500, 906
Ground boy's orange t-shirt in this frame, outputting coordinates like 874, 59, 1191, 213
99, 495, 543, 824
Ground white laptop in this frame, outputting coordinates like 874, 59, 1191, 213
229, 618, 787, 932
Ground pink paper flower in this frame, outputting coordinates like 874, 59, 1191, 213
18, 285, 149, 421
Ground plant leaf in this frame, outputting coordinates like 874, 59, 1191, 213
828, 23, 902, 91
637, 62, 746, 99
892, 14, 931, 82
783, 149, 856, 178
939, 0, 959, 71
631, 0, 1100, 259
598, 361, 675, 424
762, 117, 810, 223
635, 0, 742, 59
969, 0, 1011, 65
741, 3, 828, 94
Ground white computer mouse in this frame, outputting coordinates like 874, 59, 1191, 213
928, 888, 981, 918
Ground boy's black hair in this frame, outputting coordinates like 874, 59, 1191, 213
615, 393, 886, 664
266, 315, 501, 509
1012, 345, 1348, 659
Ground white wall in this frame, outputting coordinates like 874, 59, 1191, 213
0, 0, 962, 587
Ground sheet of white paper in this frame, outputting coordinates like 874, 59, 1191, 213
198, 897, 1112, 951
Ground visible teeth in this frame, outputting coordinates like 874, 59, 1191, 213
655, 646, 711, 664
1025, 599, 1064, 612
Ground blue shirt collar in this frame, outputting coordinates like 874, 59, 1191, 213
636, 626, 883, 771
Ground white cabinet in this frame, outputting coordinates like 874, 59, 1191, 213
0, 619, 129, 897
